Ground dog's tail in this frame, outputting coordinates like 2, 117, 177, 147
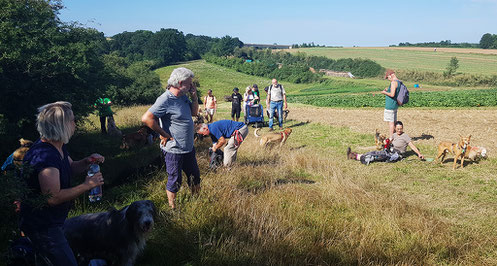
254, 128, 262, 138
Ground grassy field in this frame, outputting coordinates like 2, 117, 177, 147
65, 101, 497, 265
288, 47, 497, 75
51, 61, 496, 265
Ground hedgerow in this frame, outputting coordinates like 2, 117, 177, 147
288, 88, 497, 107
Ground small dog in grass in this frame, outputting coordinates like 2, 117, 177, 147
107, 116, 122, 137
374, 129, 387, 150
464, 146, 487, 161
436, 135, 471, 169
254, 128, 292, 148
121, 126, 153, 149
266, 109, 290, 122
13, 138, 33, 167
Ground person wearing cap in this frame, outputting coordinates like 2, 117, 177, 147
381, 69, 401, 139
203, 89, 217, 123
231, 87, 243, 121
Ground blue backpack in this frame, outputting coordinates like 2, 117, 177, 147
396, 81, 409, 106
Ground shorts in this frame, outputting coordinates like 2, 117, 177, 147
163, 148, 200, 193
205, 108, 215, 116
231, 106, 241, 118
383, 109, 397, 122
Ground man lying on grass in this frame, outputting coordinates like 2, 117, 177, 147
347, 121, 424, 165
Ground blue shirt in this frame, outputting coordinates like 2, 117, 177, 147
148, 90, 194, 154
208, 120, 245, 143
20, 139, 72, 231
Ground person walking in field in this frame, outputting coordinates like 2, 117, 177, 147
231, 87, 243, 121
94, 97, 114, 134
381, 69, 400, 140
203, 89, 217, 123
141, 67, 200, 209
266, 79, 288, 131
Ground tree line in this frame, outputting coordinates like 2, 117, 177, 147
391, 40, 478, 48
0, 0, 243, 158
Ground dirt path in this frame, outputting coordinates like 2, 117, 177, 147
290, 106, 497, 153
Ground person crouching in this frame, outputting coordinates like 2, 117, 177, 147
196, 120, 248, 167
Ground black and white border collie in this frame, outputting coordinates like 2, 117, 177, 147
64, 200, 156, 266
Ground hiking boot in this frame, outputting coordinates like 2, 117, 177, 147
268, 128, 274, 132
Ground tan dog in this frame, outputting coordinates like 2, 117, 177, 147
436, 135, 471, 169
121, 126, 153, 149
374, 129, 387, 150
107, 116, 122, 137
464, 146, 487, 161
13, 138, 33, 167
254, 128, 292, 148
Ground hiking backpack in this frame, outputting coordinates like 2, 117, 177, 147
396, 81, 409, 106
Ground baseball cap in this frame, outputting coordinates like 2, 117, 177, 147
384, 69, 395, 79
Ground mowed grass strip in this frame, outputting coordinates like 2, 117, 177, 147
289, 47, 497, 75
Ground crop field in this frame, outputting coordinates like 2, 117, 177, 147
288, 47, 497, 75
55, 60, 497, 265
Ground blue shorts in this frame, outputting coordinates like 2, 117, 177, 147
163, 148, 200, 193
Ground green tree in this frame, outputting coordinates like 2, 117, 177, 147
210, 35, 244, 56
444, 57, 459, 77
479, 33, 495, 49
143, 28, 187, 67
0, 0, 110, 140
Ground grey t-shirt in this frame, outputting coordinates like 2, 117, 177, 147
148, 90, 194, 154
269, 84, 286, 102
392, 132, 411, 154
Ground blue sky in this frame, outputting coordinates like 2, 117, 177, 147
59, 0, 497, 47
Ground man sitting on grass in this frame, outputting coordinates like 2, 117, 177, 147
347, 121, 424, 165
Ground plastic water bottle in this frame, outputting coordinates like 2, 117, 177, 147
88, 162, 102, 202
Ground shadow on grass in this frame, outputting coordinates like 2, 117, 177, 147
411, 133, 434, 141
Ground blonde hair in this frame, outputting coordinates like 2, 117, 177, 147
36, 101, 74, 144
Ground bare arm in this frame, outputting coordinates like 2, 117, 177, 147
283, 94, 287, 109
381, 81, 398, 97
38, 167, 103, 206
69, 154, 104, 176
212, 136, 226, 152
141, 111, 172, 140
408, 142, 424, 159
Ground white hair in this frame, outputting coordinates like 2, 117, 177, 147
195, 123, 208, 133
167, 67, 194, 87
36, 101, 74, 144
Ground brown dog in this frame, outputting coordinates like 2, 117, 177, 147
436, 135, 471, 169
374, 129, 387, 150
254, 128, 292, 148
121, 126, 153, 149
13, 138, 33, 167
